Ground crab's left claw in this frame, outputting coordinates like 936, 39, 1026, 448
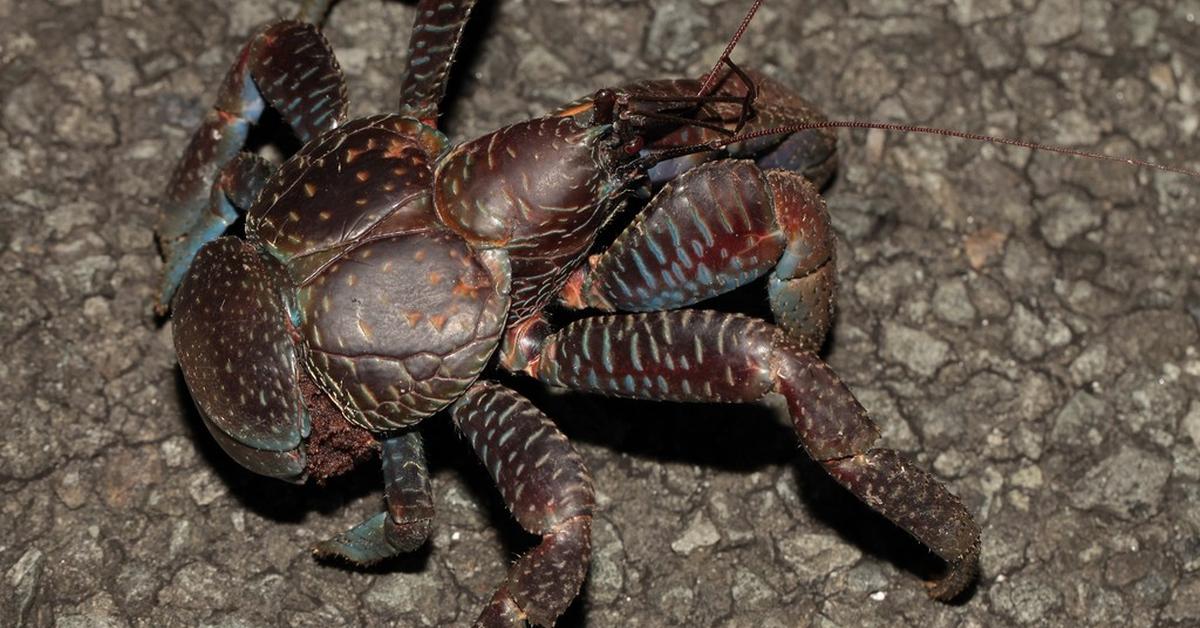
172, 237, 309, 481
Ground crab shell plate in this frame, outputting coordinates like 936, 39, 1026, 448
295, 230, 510, 431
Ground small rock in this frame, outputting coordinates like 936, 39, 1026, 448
660, 585, 696, 624
964, 228, 1008, 269
881, 322, 950, 377
988, 573, 1064, 624
589, 518, 625, 604
187, 471, 226, 507
157, 562, 229, 610
1037, 192, 1101, 247
1182, 400, 1200, 448
1069, 344, 1111, 386
932, 279, 976, 326
670, 511, 720, 555
1164, 575, 1200, 622
731, 568, 778, 611
1011, 465, 1043, 489
776, 533, 861, 584
1070, 446, 1172, 519
55, 468, 89, 509
3, 547, 44, 624
1049, 391, 1108, 447
363, 566, 455, 626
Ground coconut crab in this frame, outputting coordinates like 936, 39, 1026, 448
149, 0, 1197, 624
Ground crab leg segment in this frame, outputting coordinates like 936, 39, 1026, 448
397, 0, 479, 127
525, 311, 980, 600
563, 160, 836, 351
313, 430, 434, 563
450, 382, 594, 628
158, 153, 273, 312
157, 20, 348, 309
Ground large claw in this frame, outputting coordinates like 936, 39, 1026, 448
172, 237, 309, 481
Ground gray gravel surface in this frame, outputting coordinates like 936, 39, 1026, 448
3, 0, 1200, 626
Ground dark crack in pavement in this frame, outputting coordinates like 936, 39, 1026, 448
2, 0, 1199, 626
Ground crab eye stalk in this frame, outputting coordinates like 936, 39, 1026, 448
592, 88, 617, 125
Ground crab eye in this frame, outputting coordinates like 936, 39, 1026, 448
623, 135, 645, 155
593, 89, 616, 125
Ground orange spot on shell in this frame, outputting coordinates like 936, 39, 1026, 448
428, 314, 447, 331
385, 138, 409, 159
427, 272, 442, 285
405, 311, 423, 326
356, 170, 370, 182
345, 147, 364, 163
452, 280, 479, 297
304, 183, 317, 198
413, 249, 427, 262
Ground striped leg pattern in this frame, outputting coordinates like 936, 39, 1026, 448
450, 382, 594, 628
157, 19, 348, 309
397, 0, 479, 127
314, 430, 434, 563
561, 159, 837, 352
522, 311, 979, 600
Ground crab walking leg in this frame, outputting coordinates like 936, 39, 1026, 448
523, 311, 980, 600
158, 153, 273, 311
450, 382, 594, 628
397, 0, 479, 127
157, 20, 348, 309
562, 160, 836, 351
313, 430, 434, 563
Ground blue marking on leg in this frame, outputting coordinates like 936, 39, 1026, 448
241, 73, 266, 122
314, 512, 397, 563
161, 192, 242, 305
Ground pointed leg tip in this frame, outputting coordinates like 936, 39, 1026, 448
923, 556, 980, 602
311, 539, 381, 567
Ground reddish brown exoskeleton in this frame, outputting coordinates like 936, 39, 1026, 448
155, 0, 1199, 625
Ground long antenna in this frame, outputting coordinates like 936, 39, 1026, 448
645, 120, 1200, 179
656, 1, 1197, 182
696, 0, 764, 98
